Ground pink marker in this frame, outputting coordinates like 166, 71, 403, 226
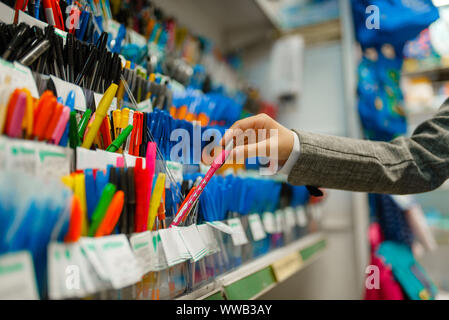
7, 92, 27, 138
145, 142, 157, 223
116, 157, 125, 168
170, 142, 233, 227
51, 106, 70, 145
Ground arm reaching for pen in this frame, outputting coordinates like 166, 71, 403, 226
213, 100, 449, 195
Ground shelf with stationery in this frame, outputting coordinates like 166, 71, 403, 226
177, 232, 326, 300
0, 0, 325, 301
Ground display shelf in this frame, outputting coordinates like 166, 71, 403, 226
402, 66, 449, 78
177, 232, 326, 300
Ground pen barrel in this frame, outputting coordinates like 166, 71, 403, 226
19, 40, 51, 66
82, 84, 118, 149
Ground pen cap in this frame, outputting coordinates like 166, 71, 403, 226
119, 108, 130, 128
7, 91, 27, 138
106, 124, 133, 152
89, 183, 117, 236
95, 191, 125, 237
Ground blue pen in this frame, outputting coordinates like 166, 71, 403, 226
35, 0, 41, 19
111, 24, 126, 53
59, 91, 76, 147
76, 11, 90, 41
84, 169, 98, 220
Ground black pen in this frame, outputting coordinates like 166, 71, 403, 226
2, 23, 28, 61
54, 33, 66, 80
75, 45, 97, 86
127, 167, 136, 234
18, 39, 51, 66
66, 33, 75, 83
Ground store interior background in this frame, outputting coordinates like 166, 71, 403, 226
151, 0, 449, 299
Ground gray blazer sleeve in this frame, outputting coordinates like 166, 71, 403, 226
288, 99, 449, 195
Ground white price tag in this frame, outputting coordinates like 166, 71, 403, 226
50, 76, 86, 112
197, 224, 220, 255
6, 140, 37, 175
107, 19, 122, 39
296, 206, 308, 227
0, 251, 39, 300
178, 225, 208, 262
79, 238, 110, 281
130, 231, 159, 274
274, 210, 284, 233
248, 214, 267, 241
206, 221, 235, 234
136, 99, 153, 113
227, 218, 249, 246
48, 243, 64, 300
285, 207, 297, 231
159, 227, 190, 267
96, 235, 142, 289
94, 93, 117, 113
36, 144, 72, 179
165, 161, 183, 188
0, 59, 38, 98
0, 137, 8, 170
263, 212, 276, 234
48, 242, 97, 299
76, 147, 101, 170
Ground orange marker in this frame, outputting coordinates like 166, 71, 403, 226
64, 195, 82, 243
133, 112, 143, 156
33, 91, 54, 127
169, 106, 177, 118
44, 102, 63, 141
157, 187, 166, 229
128, 112, 138, 155
94, 191, 125, 237
34, 95, 57, 140
197, 113, 210, 127
176, 105, 188, 120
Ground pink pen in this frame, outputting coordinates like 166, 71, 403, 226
144, 142, 157, 226
7, 92, 27, 138
170, 142, 233, 227
51, 106, 70, 145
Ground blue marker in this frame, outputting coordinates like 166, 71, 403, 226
59, 91, 76, 147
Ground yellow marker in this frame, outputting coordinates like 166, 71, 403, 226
0, 87, 13, 134
61, 175, 75, 189
21, 88, 33, 138
82, 84, 118, 149
147, 173, 166, 231
119, 108, 130, 130
112, 109, 121, 138
74, 173, 88, 236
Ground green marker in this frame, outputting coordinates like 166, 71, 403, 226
106, 124, 133, 152
88, 183, 117, 236
77, 109, 92, 141
69, 111, 80, 149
